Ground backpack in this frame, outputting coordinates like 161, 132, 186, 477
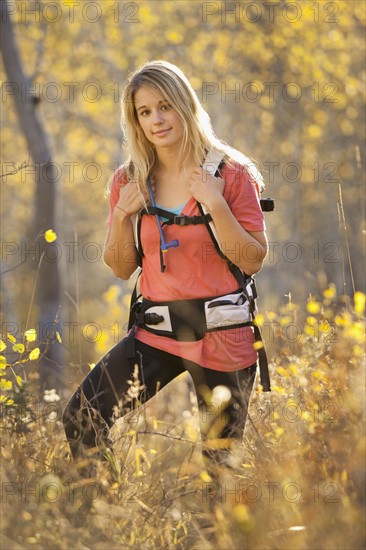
127, 150, 274, 391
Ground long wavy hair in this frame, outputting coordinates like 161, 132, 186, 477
113, 60, 264, 198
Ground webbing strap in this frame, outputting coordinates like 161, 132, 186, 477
127, 270, 142, 331
141, 206, 175, 220
254, 324, 271, 392
142, 206, 212, 227
197, 155, 271, 392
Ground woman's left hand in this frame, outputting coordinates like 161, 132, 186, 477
188, 168, 225, 210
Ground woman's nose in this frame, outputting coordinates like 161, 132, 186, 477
152, 109, 164, 124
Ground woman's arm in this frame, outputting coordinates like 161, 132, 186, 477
103, 170, 148, 279
103, 208, 139, 280
204, 198, 267, 275
188, 166, 268, 275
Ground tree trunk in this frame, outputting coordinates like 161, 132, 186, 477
1, 0, 64, 392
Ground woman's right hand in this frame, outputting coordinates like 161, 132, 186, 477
115, 181, 145, 217
115, 177, 155, 217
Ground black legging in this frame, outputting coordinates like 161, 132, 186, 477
62, 332, 256, 465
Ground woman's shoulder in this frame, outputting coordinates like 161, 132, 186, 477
222, 157, 264, 191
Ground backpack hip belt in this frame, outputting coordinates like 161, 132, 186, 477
133, 288, 254, 342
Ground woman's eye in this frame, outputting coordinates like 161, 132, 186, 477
161, 104, 170, 111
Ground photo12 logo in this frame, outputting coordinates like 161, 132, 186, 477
2, 2, 140, 24
201, 2, 340, 24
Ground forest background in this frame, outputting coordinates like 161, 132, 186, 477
0, 1, 365, 549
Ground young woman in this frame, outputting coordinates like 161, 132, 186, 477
62, 60, 268, 472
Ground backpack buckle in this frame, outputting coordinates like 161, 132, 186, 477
144, 312, 164, 325
173, 215, 187, 226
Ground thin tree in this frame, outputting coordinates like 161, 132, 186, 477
1, 0, 63, 392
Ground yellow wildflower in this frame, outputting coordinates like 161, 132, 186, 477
254, 313, 264, 327
267, 311, 277, 321
323, 284, 336, 300
29, 348, 40, 361
272, 385, 286, 394
307, 299, 321, 314
24, 329, 37, 342
253, 341, 264, 350
0, 379, 12, 391
13, 343, 25, 354
45, 229, 57, 243
354, 291, 365, 315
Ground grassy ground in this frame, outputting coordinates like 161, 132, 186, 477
0, 289, 365, 549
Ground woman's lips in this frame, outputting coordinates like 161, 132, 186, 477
153, 128, 171, 136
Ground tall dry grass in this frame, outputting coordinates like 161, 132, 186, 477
1, 285, 365, 549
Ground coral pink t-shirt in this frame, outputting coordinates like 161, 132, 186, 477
107, 161, 265, 372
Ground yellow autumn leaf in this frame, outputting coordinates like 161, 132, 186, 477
307, 125, 323, 138
0, 340, 6, 352
29, 348, 40, 361
165, 30, 183, 44
24, 329, 37, 342
15, 376, 23, 387
56, 331, 62, 343
7, 333, 16, 344
45, 229, 57, 243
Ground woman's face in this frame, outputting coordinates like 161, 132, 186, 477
134, 85, 185, 151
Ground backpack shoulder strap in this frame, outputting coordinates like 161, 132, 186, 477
201, 150, 226, 246
201, 150, 271, 392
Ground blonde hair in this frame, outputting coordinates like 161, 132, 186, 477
112, 60, 264, 197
